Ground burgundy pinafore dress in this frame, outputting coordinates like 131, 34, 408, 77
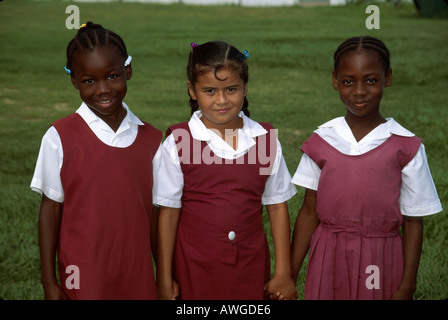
54, 113, 162, 299
167, 122, 277, 300
301, 133, 421, 300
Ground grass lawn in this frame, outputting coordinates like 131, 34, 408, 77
0, 0, 447, 300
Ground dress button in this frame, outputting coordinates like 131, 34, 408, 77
228, 231, 236, 241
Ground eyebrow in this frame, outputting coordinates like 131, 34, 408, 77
79, 68, 121, 77
340, 72, 380, 78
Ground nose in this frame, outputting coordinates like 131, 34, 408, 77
96, 80, 111, 95
216, 90, 227, 104
354, 81, 366, 96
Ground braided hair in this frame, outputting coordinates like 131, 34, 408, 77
66, 22, 128, 76
187, 41, 250, 117
333, 36, 390, 75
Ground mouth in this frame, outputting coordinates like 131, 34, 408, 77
353, 101, 368, 108
216, 108, 230, 114
96, 98, 114, 108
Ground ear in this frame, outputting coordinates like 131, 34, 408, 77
70, 74, 79, 90
187, 80, 197, 100
385, 68, 392, 87
125, 64, 132, 81
332, 69, 339, 90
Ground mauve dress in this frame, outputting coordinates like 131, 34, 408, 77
301, 133, 421, 300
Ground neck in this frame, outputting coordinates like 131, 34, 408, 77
89, 105, 127, 133
345, 113, 386, 142
200, 117, 243, 151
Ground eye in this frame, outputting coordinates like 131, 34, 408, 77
227, 87, 237, 93
84, 79, 94, 84
203, 88, 215, 94
108, 74, 119, 80
367, 78, 378, 84
342, 79, 353, 85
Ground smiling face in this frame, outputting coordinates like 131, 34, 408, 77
70, 45, 131, 126
188, 66, 247, 133
332, 49, 392, 123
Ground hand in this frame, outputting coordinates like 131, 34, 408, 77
158, 278, 180, 300
171, 279, 180, 300
389, 286, 415, 300
264, 274, 298, 300
43, 283, 69, 300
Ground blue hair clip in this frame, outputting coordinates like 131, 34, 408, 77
64, 66, 71, 75
243, 50, 250, 59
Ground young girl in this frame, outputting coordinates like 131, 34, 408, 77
155, 41, 297, 300
290, 36, 442, 300
30, 22, 162, 299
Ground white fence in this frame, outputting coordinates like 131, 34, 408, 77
71, 0, 348, 6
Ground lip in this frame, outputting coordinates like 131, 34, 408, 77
95, 98, 114, 108
353, 102, 368, 108
216, 108, 230, 113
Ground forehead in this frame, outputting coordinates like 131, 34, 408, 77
337, 49, 386, 74
72, 46, 124, 72
195, 66, 243, 86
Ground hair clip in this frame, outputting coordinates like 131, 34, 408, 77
64, 66, 71, 75
80, 23, 87, 29
124, 55, 132, 66
191, 42, 199, 48
243, 50, 250, 59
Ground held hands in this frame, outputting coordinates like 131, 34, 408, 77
264, 274, 298, 300
43, 283, 70, 300
158, 278, 180, 300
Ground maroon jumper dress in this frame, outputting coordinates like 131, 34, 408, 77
54, 113, 161, 299
167, 122, 277, 300
301, 133, 421, 300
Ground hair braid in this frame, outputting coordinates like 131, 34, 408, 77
333, 36, 390, 75
66, 22, 128, 75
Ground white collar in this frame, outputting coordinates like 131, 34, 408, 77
188, 110, 268, 141
77, 101, 144, 128
318, 116, 415, 142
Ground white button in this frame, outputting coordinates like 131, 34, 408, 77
228, 231, 236, 241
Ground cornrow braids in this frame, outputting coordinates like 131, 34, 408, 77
187, 41, 250, 117
66, 22, 128, 75
333, 36, 390, 75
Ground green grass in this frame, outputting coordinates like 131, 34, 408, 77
1, 0, 447, 300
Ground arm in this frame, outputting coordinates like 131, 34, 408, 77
264, 202, 297, 300
390, 216, 423, 300
38, 194, 68, 300
150, 205, 159, 262
290, 189, 319, 283
156, 206, 181, 300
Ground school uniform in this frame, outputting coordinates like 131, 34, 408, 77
292, 117, 442, 300
31, 102, 162, 299
154, 111, 297, 300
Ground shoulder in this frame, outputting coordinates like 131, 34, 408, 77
242, 113, 274, 137
52, 113, 80, 128
165, 122, 189, 137
386, 118, 418, 138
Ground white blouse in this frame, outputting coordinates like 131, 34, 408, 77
153, 111, 297, 208
30, 102, 162, 203
291, 117, 442, 217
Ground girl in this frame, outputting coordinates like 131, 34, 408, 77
30, 22, 162, 299
290, 36, 442, 300
155, 41, 297, 300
